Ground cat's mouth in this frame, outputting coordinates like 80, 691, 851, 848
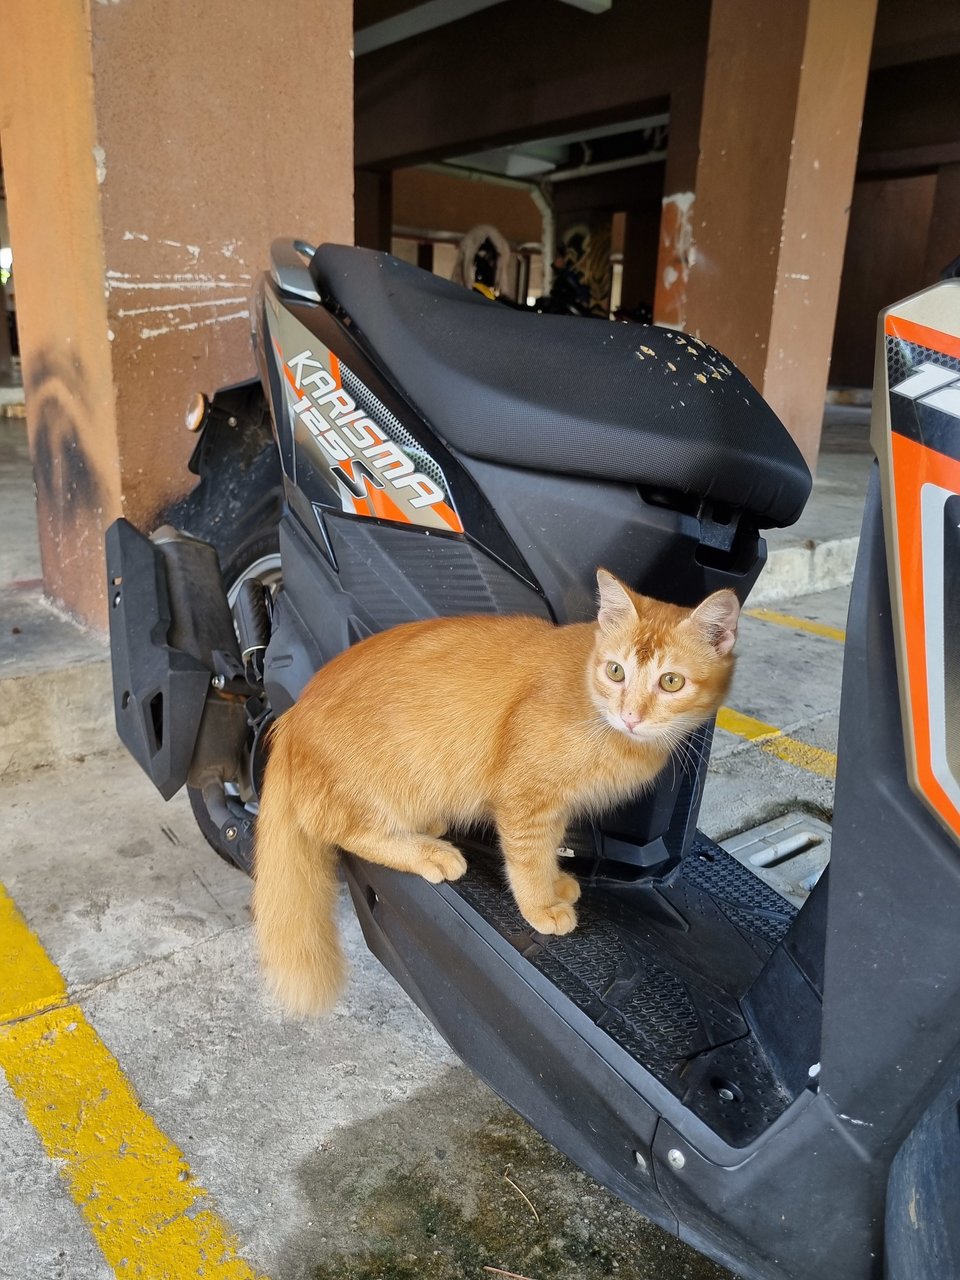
602, 711, 661, 743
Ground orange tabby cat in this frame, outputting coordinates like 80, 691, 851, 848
253, 569, 739, 1014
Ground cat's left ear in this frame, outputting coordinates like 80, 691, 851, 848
688, 589, 740, 656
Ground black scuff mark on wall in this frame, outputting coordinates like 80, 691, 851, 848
28, 348, 105, 526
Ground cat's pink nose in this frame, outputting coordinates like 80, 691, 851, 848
621, 711, 643, 732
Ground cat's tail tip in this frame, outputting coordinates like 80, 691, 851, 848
260, 940, 348, 1017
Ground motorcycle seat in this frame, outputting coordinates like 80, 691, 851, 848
310, 245, 811, 528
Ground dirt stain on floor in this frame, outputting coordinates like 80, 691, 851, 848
279, 1067, 734, 1280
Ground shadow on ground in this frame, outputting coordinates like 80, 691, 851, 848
275, 1066, 734, 1280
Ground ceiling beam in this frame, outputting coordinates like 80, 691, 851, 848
355, 0, 508, 56
557, 0, 612, 11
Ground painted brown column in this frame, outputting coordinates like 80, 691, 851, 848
0, 278, 12, 381
620, 203, 662, 314
681, 0, 877, 468
653, 82, 703, 329
0, 0, 353, 626
924, 164, 960, 282
355, 169, 393, 251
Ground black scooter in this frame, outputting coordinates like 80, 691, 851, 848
106, 241, 960, 1280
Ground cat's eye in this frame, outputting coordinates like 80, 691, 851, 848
605, 661, 625, 682
659, 672, 686, 692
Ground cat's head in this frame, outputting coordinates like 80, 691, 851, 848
588, 569, 739, 747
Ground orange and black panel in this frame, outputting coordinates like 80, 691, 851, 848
882, 307, 960, 842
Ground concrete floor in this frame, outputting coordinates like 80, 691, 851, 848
0, 580, 850, 1280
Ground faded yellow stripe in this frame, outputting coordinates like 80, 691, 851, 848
717, 707, 837, 780
760, 736, 838, 779
716, 707, 780, 740
0, 886, 265, 1280
0, 882, 67, 1022
744, 607, 846, 643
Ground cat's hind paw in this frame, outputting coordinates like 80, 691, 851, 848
554, 871, 581, 904
523, 901, 578, 936
416, 839, 468, 884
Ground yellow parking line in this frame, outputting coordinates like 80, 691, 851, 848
0, 883, 266, 1280
716, 708, 838, 779
0, 883, 67, 1020
744, 607, 846, 643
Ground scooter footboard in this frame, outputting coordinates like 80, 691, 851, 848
342, 845, 879, 1280
105, 518, 241, 800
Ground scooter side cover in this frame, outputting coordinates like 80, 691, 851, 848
262, 290, 464, 534
872, 280, 960, 843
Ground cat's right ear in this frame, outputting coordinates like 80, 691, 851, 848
596, 569, 638, 633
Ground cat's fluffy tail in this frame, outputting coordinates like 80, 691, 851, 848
252, 744, 347, 1016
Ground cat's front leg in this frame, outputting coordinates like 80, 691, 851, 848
496, 811, 578, 935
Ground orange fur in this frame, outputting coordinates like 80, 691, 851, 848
252, 570, 739, 1014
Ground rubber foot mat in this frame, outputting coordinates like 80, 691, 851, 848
452, 833, 800, 1147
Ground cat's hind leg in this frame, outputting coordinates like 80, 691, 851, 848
343, 827, 467, 884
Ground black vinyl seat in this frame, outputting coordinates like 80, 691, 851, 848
311, 245, 811, 528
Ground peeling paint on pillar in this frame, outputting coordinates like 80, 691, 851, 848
654, 191, 696, 329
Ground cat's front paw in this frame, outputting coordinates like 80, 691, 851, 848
416, 839, 468, 884
554, 871, 581, 904
523, 901, 578, 936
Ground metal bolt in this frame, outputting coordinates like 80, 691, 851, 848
634, 1152, 648, 1173
211, 674, 225, 690
718, 1087, 735, 1103
667, 1148, 686, 1171
224, 826, 238, 842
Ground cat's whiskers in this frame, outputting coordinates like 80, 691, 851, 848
672, 728, 712, 813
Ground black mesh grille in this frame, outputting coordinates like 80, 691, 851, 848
326, 515, 550, 630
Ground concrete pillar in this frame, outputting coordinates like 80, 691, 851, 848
0, 278, 11, 381
924, 164, 960, 282
355, 169, 393, 251
653, 82, 704, 329
679, 0, 877, 468
831, 175, 937, 387
620, 204, 664, 316
0, 0, 353, 626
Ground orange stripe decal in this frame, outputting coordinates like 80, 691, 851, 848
885, 315, 960, 363
433, 501, 465, 533
368, 486, 413, 524
280, 359, 300, 396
